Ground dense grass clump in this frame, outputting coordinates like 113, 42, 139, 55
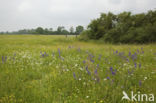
0, 35, 156, 103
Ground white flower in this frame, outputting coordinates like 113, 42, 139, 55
144, 77, 147, 80
75, 64, 78, 67
86, 96, 89, 98
103, 78, 107, 81
79, 78, 81, 81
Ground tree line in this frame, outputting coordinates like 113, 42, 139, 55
80, 10, 156, 43
0, 25, 84, 35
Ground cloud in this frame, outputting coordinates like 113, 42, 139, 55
0, 0, 156, 31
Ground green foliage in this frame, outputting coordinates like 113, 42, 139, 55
75, 25, 84, 34
0, 26, 84, 36
80, 10, 156, 43
36, 27, 44, 34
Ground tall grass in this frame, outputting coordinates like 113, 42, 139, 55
0, 35, 156, 103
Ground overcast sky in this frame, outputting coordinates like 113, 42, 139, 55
0, 0, 156, 32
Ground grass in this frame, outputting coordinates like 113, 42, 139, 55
0, 35, 156, 103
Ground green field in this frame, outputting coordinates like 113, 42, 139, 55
0, 35, 156, 103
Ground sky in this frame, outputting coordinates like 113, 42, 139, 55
0, 0, 156, 32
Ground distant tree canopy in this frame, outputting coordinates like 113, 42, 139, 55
0, 25, 84, 35
80, 10, 156, 43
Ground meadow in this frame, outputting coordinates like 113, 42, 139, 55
0, 35, 156, 103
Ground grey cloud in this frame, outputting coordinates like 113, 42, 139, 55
0, 0, 156, 31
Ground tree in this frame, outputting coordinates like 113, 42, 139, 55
76, 25, 84, 34
69, 26, 74, 35
36, 27, 44, 34
57, 26, 65, 34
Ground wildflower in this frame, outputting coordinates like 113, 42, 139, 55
78, 78, 81, 81
139, 80, 142, 86
112, 71, 116, 75
68, 46, 71, 49
94, 69, 98, 75
83, 60, 86, 64
103, 78, 107, 81
137, 49, 140, 53
85, 66, 91, 75
73, 72, 76, 79
96, 64, 99, 68
129, 51, 131, 56
110, 67, 113, 72
134, 63, 137, 68
107, 77, 110, 80
90, 59, 94, 63
2, 56, 4, 63
116, 50, 118, 53
58, 48, 61, 57
144, 77, 147, 80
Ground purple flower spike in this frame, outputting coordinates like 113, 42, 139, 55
58, 48, 61, 57
110, 67, 113, 71
139, 80, 142, 86
97, 64, 99, 68
83, 60, 86, 64
137, 49, 139, 53
85, 66, 91, 75
134, 63, 137, 68
2, 56, 4, 63
129, 52, 131, 56
73, 72, 76, 79
94, 69, 98, 75
116, 50, 118, 54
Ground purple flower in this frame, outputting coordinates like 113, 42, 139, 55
68, 46, 71, 49
85, 66, 91, 75
107, 77, 110, 80
110, 67, 113, 71
41, 53, 44, 57
90, 59, 94, 63
83, 60, 86, 64
134, 63, 137, 68
129, 52, 131, 56
139, 80, 142, 86
58, 48, 61, 57
137, 49, 139, 53
73, 72, 76, 79
2, 56, 4, 63
116, 50, 118, 54
97, 64, 99, 68
112, 71, 116, 75
94, 69, 98, 75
